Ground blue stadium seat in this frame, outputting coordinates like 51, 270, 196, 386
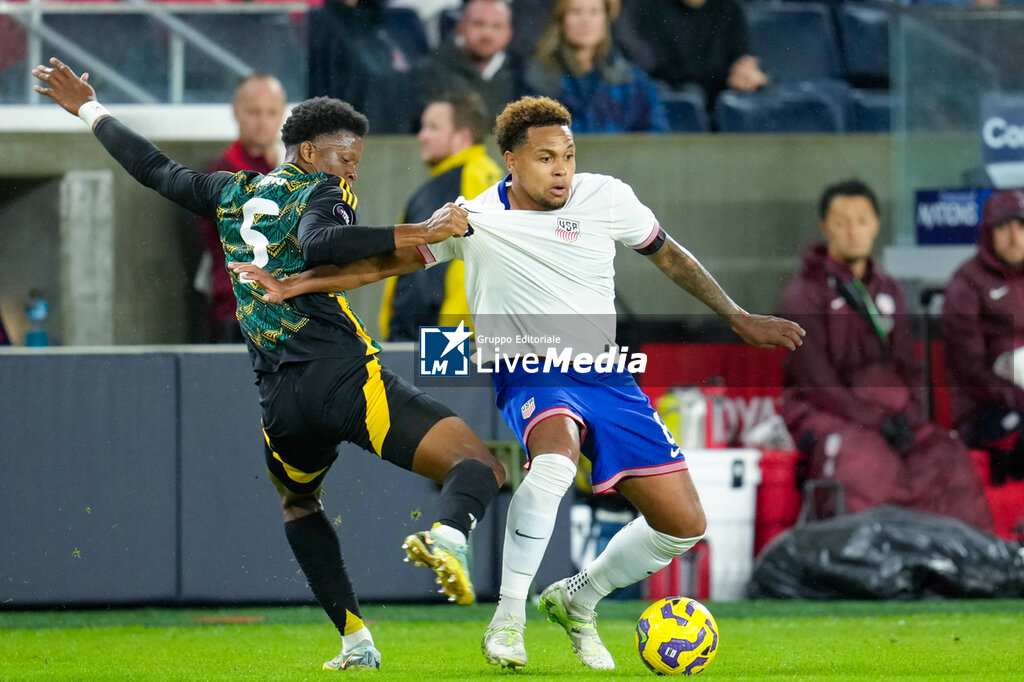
661, 87, 710, 133
836, 4, 890, 86
180, 12, 306, 103
714, 88, 846, 133
744, 3, 842, 82
41, 13, 168, 102
384, 7, 430, 60
849, 89, 892, 132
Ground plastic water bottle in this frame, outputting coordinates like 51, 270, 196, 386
24, 291, 50, 347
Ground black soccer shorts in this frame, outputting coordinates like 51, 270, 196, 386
258, 354, 455, 494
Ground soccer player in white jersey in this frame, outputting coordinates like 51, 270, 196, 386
232, 96, 805, 671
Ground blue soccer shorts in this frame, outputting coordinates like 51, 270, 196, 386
492, 366, 688, 493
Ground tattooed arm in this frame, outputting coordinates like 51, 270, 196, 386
646, 235, 805, 350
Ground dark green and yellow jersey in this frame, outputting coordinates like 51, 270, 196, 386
91, 117, 397, 375
216, 164, 383, 372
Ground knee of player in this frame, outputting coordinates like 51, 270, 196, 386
456, 451, 507, 488
484, 453, 508, 486
280, 494, 323, 522
652, 511, 706, 544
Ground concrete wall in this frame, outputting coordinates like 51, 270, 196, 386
0, 346, 572, 607
0, 129, 893, 345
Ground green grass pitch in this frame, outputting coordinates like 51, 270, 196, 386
3, 600, 1023, 680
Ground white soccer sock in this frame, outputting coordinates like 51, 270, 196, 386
491, 453, 577, 624
342, 625, 375, 653
566, 517, 703, 614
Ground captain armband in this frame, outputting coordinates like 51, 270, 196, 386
632, 225, 667, 256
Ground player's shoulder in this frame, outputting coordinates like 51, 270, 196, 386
569, 173, 639, 210
462, 180, 505, 210
572, 172, 634, 197
305, 173, 358, 212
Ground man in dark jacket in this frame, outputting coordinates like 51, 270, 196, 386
942, 190, 1024, 484
418, 0, 520, 126
614, 0, 766, 108
781, 179, 992, 530
307, 0, 418, 133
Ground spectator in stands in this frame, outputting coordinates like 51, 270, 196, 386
418, 0, 520, 126
196, 74, 287, 343
509, 0, 620, 64
780, 179, 993, 530
378, 92, 503, 341
614, 0, 766, 108
308, 0, 418, 133
522, 0, 668, 133
942, 190, 1024, 484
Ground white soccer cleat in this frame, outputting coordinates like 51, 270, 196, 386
538, 579, 615, 670
322, 644, 381, 671
481, 614, 528, 669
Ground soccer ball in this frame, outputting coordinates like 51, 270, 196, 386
635, 596, 719, 675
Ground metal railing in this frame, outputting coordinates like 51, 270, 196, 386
0, 0, 310, 104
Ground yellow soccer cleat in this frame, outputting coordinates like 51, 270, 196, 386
401, 529, 475, 605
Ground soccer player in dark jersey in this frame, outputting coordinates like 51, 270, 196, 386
32, 57, 505, 672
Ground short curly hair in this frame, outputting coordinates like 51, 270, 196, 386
494, 96, 572, 153
280, 97, 369, 148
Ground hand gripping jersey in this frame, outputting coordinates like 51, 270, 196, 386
418, 173, 664, 357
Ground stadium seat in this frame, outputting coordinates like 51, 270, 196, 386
850, 89, 892, 132
660, 87, 710, 133
835, 4, 890, 87
40, 13, 168, 103
714, 88, 846, 133
179, 12, 306, 103
384, 6, 430, 60
744, 3, 842, 83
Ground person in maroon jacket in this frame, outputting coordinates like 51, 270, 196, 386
942, 189, 1024, 484
780, 179, 993, 530
197, 74, 287, 342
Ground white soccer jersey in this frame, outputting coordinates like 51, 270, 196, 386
418, 172, 662, 356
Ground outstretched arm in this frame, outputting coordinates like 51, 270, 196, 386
646, 235, 805, 350
32, 57, 228, 218
230, 246, 427, 303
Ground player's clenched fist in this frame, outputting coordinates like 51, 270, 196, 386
422, 202, 470, 243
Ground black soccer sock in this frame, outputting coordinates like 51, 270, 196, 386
437, 459, 500, 536
284, 511, 359, 636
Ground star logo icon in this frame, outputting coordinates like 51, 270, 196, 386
440, 320, 474, 358
419, 320, 473, 377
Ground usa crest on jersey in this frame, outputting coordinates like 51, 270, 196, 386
556, 218, 580, 243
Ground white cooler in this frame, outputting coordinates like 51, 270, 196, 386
683, 448, 762, 601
